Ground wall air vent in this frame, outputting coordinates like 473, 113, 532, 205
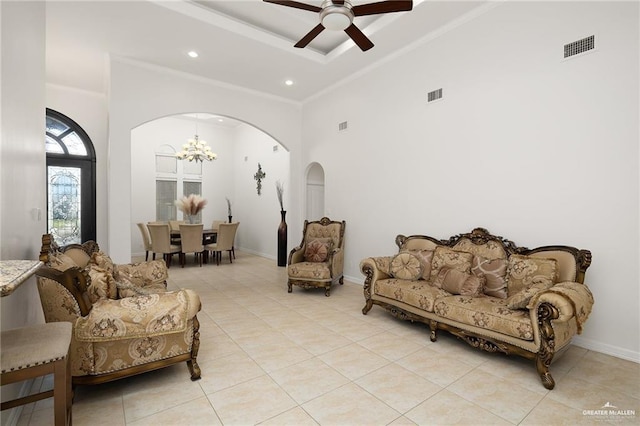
564, 35, 595, 58
427, 88, 443, 103
338, 121, 348, 131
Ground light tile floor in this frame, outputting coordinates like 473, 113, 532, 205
15, 251, 640, 425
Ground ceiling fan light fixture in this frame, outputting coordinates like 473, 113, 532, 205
320, 1, 353, 31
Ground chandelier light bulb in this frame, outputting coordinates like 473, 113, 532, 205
176, 134, 218, 162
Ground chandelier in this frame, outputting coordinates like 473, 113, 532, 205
176, 134, 217, 162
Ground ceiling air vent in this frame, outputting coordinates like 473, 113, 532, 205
338, 121, 348, 131
564, 35, 595, 58
428, 88, 443, 103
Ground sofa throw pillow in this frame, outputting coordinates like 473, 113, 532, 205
390, 252, 423, 281
304, 238, 332, 262
90, 251, 116, 279
63, 248, 91, 269
116, 274, 166, 298
472, 256, 508, 299
49, 252, 77, 272
506, 280, 555, 310
506, 254, 558, 297
429, 246, 474, 282
433, 267, 485, 296
87, 265, 118, 303
410, 249, 434, 280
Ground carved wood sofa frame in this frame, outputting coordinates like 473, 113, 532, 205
361, 228, 592, 390
36, 234, 201, 385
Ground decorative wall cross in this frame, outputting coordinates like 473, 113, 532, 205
254, 163, 266, 195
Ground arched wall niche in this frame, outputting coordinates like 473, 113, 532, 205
129, 111, 291, 260
305, 162, 325, 221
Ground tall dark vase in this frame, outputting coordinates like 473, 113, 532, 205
277, 210, 287, 267
228, 215, 232, 223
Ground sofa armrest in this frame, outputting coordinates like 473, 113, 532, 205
74, 289, 201, 342
360, 256, 392, 282
329, 247, 344, 278
288, 245, 305, 265
528, 281, 594, 333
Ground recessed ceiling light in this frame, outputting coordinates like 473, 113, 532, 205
218, 118, 224, 122
284, 79, 294, 86
187, 51, 199, 58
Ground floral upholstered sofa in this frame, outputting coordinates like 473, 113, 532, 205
36, 234, 202, 385
360, 228, 593, 389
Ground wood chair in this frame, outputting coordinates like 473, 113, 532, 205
205, 222, 239, 265
1, 322, 72, 426
147, 223, 181, 268
179, 223, 204, 267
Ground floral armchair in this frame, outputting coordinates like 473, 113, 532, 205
287, 217, 346, 297
36, 234, 201, 385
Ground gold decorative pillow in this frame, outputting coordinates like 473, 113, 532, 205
472, 256, 508, 299
87, 265, 118, 303
116, 274, 166, 299
429, 246, 474, 282
410, 249, 434, 280
390, 252, 423, 281
90, 251, 116, 278
506, 254, 558, 297
49, 252, 77, 271
433, 267, 485, 296
304, 238, 332, 262
63, 248, 91, 269
506, 280, 554, 310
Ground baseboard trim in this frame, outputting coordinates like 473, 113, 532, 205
572, 336, 640, 363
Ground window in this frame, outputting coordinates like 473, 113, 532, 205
155, 144, 203, 222
45, 109, 96, 245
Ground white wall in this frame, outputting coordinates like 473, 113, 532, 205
302, 2, 639, 361
0, 1, 47, 421
232, 124, 290, 258
46, 84, 109, 244
107, 59, 302, 263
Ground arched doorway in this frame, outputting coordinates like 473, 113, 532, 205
45, 108, 96, 244
306, 163, 325, 221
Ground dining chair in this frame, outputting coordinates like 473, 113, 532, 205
179, 223, 204, 267
205, 222, 239, 265
147, 223, 181, 268
137, 222, 153, 261
211, 220, 224, 231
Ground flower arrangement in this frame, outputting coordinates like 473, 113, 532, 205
226, 197, 232, 216
275, 180, 284, 211
175, 194, 207, 222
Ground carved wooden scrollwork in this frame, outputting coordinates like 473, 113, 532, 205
188, 315, 202, 381
536, 302, 559, 390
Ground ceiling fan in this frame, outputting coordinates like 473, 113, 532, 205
263, 0, 413, 52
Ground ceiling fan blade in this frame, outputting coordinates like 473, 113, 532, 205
344, 24, 374, 51
352, 0, 413, 17
294, 23, 325, 48
262, 0, 321, 13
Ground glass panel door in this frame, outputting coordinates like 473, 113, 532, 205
47, 166, 82, 245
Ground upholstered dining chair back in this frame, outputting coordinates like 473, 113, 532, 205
169, 220, 185, 233
211, 220, 224, 231
148, 223, 172, 252
179, 224, 203, 252
137, 223, 153, 261
216, 222, 239, 252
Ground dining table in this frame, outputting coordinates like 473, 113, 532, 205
170, 228, 217, 245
